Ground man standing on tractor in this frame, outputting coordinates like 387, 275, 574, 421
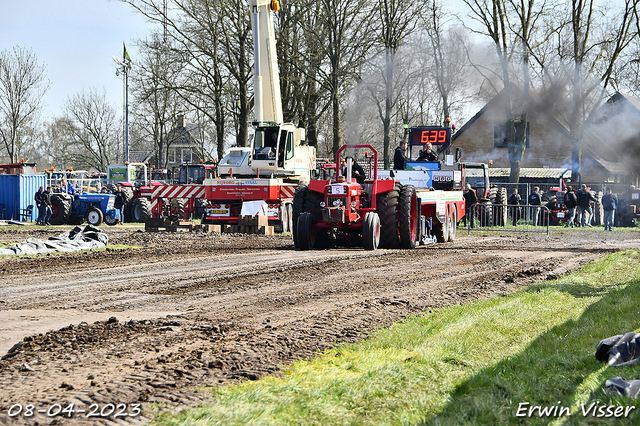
394, 141, 408, 170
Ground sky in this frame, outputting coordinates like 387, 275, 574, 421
0, 0, 155, 121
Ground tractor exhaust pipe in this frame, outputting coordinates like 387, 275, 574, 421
346, 157, 353, 183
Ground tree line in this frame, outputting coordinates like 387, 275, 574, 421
1, 0, 639, 181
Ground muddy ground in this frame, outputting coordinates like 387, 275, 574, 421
0, 225, 638, 425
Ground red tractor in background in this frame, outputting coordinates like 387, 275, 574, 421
293, 145, 418, 250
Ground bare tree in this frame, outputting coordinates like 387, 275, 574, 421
313, 0, 376, 155
369, 0, 419, 167
132, 33, 187, 167
60, 88, 121, 171
557, 0, 639, 181
121, 0, 252, 149
0, 46, 49, 162
463, 0, 545, 182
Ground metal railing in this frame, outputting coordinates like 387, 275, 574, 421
466, 203, 550, 238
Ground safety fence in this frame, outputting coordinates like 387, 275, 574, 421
466, 203, 550, 238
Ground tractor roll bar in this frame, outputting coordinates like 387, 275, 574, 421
335, 144, 378, 182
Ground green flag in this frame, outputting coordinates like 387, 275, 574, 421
123, 42, 131, 62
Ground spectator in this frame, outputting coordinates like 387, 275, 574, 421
60, 178, 76, 195
42, 187, 52, 225
463, 184, 477, 228
576, 184, 595, 227
114, 185, 125, 224
564, 186, 578, 228
528, 186, 542, 225
418, 142, 438, 161
508, 188, 522, 226
34, 186, 46, 225
602, 187, 618, 231
393, 141, 408, 170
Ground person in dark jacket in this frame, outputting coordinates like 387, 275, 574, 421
508, 188, 522, 226
42, 186, 52, 225
418, 142, 438, 161
114, 185, 125, 224
602, 187, 618, 231
393, 141, 408, 170
463, 183, 477, 227
576, 184, 596, 227
34, 186, 46, 225
564, 186, 578, 228
528, 186, 542, 225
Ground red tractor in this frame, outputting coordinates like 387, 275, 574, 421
293, 144, 418, 250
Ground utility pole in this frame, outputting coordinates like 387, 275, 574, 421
113, 44, 132, 163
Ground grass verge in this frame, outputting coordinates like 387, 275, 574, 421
154, 250, 640, 426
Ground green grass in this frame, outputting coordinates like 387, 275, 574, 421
153, 250, 640, 426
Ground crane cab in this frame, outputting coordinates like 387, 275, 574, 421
250, 121, 314, 182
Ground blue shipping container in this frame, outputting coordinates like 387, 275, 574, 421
0, 174, 48, 221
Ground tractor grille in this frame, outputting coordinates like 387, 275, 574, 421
327, 195, 347, 208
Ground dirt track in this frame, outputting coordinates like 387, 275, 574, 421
0, 225, 638, 425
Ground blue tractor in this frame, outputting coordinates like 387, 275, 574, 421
49, 192, 120, 226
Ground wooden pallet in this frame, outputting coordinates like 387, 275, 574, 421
145, 218, 194, 232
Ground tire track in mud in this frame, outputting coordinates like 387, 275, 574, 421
0, 229, 637, 425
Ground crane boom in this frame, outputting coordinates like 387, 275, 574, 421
249, 0, 282, 124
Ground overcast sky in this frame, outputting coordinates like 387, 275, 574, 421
0, 0, 154, 121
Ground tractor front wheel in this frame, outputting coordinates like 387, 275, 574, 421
85, 207, 103, 226
104, 215, 119, 226
292, 184, 307, 247
362, 212, 381, 250
296, 212, 315, 250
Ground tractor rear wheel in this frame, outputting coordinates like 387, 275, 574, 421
132, 197, 152, 222
302, 187, 334, 247
362, 212, 381, 250
170, 199, 185, 220
297, 212, 315, 250
49, 194, 71, 225
376, 184, 401, 249
494, 187, 508, 226
194, 198, 207, 219
85, 207, 103, 226
398, 185, 417, 249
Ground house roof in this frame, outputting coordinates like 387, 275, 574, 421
452, 87, 638, 178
